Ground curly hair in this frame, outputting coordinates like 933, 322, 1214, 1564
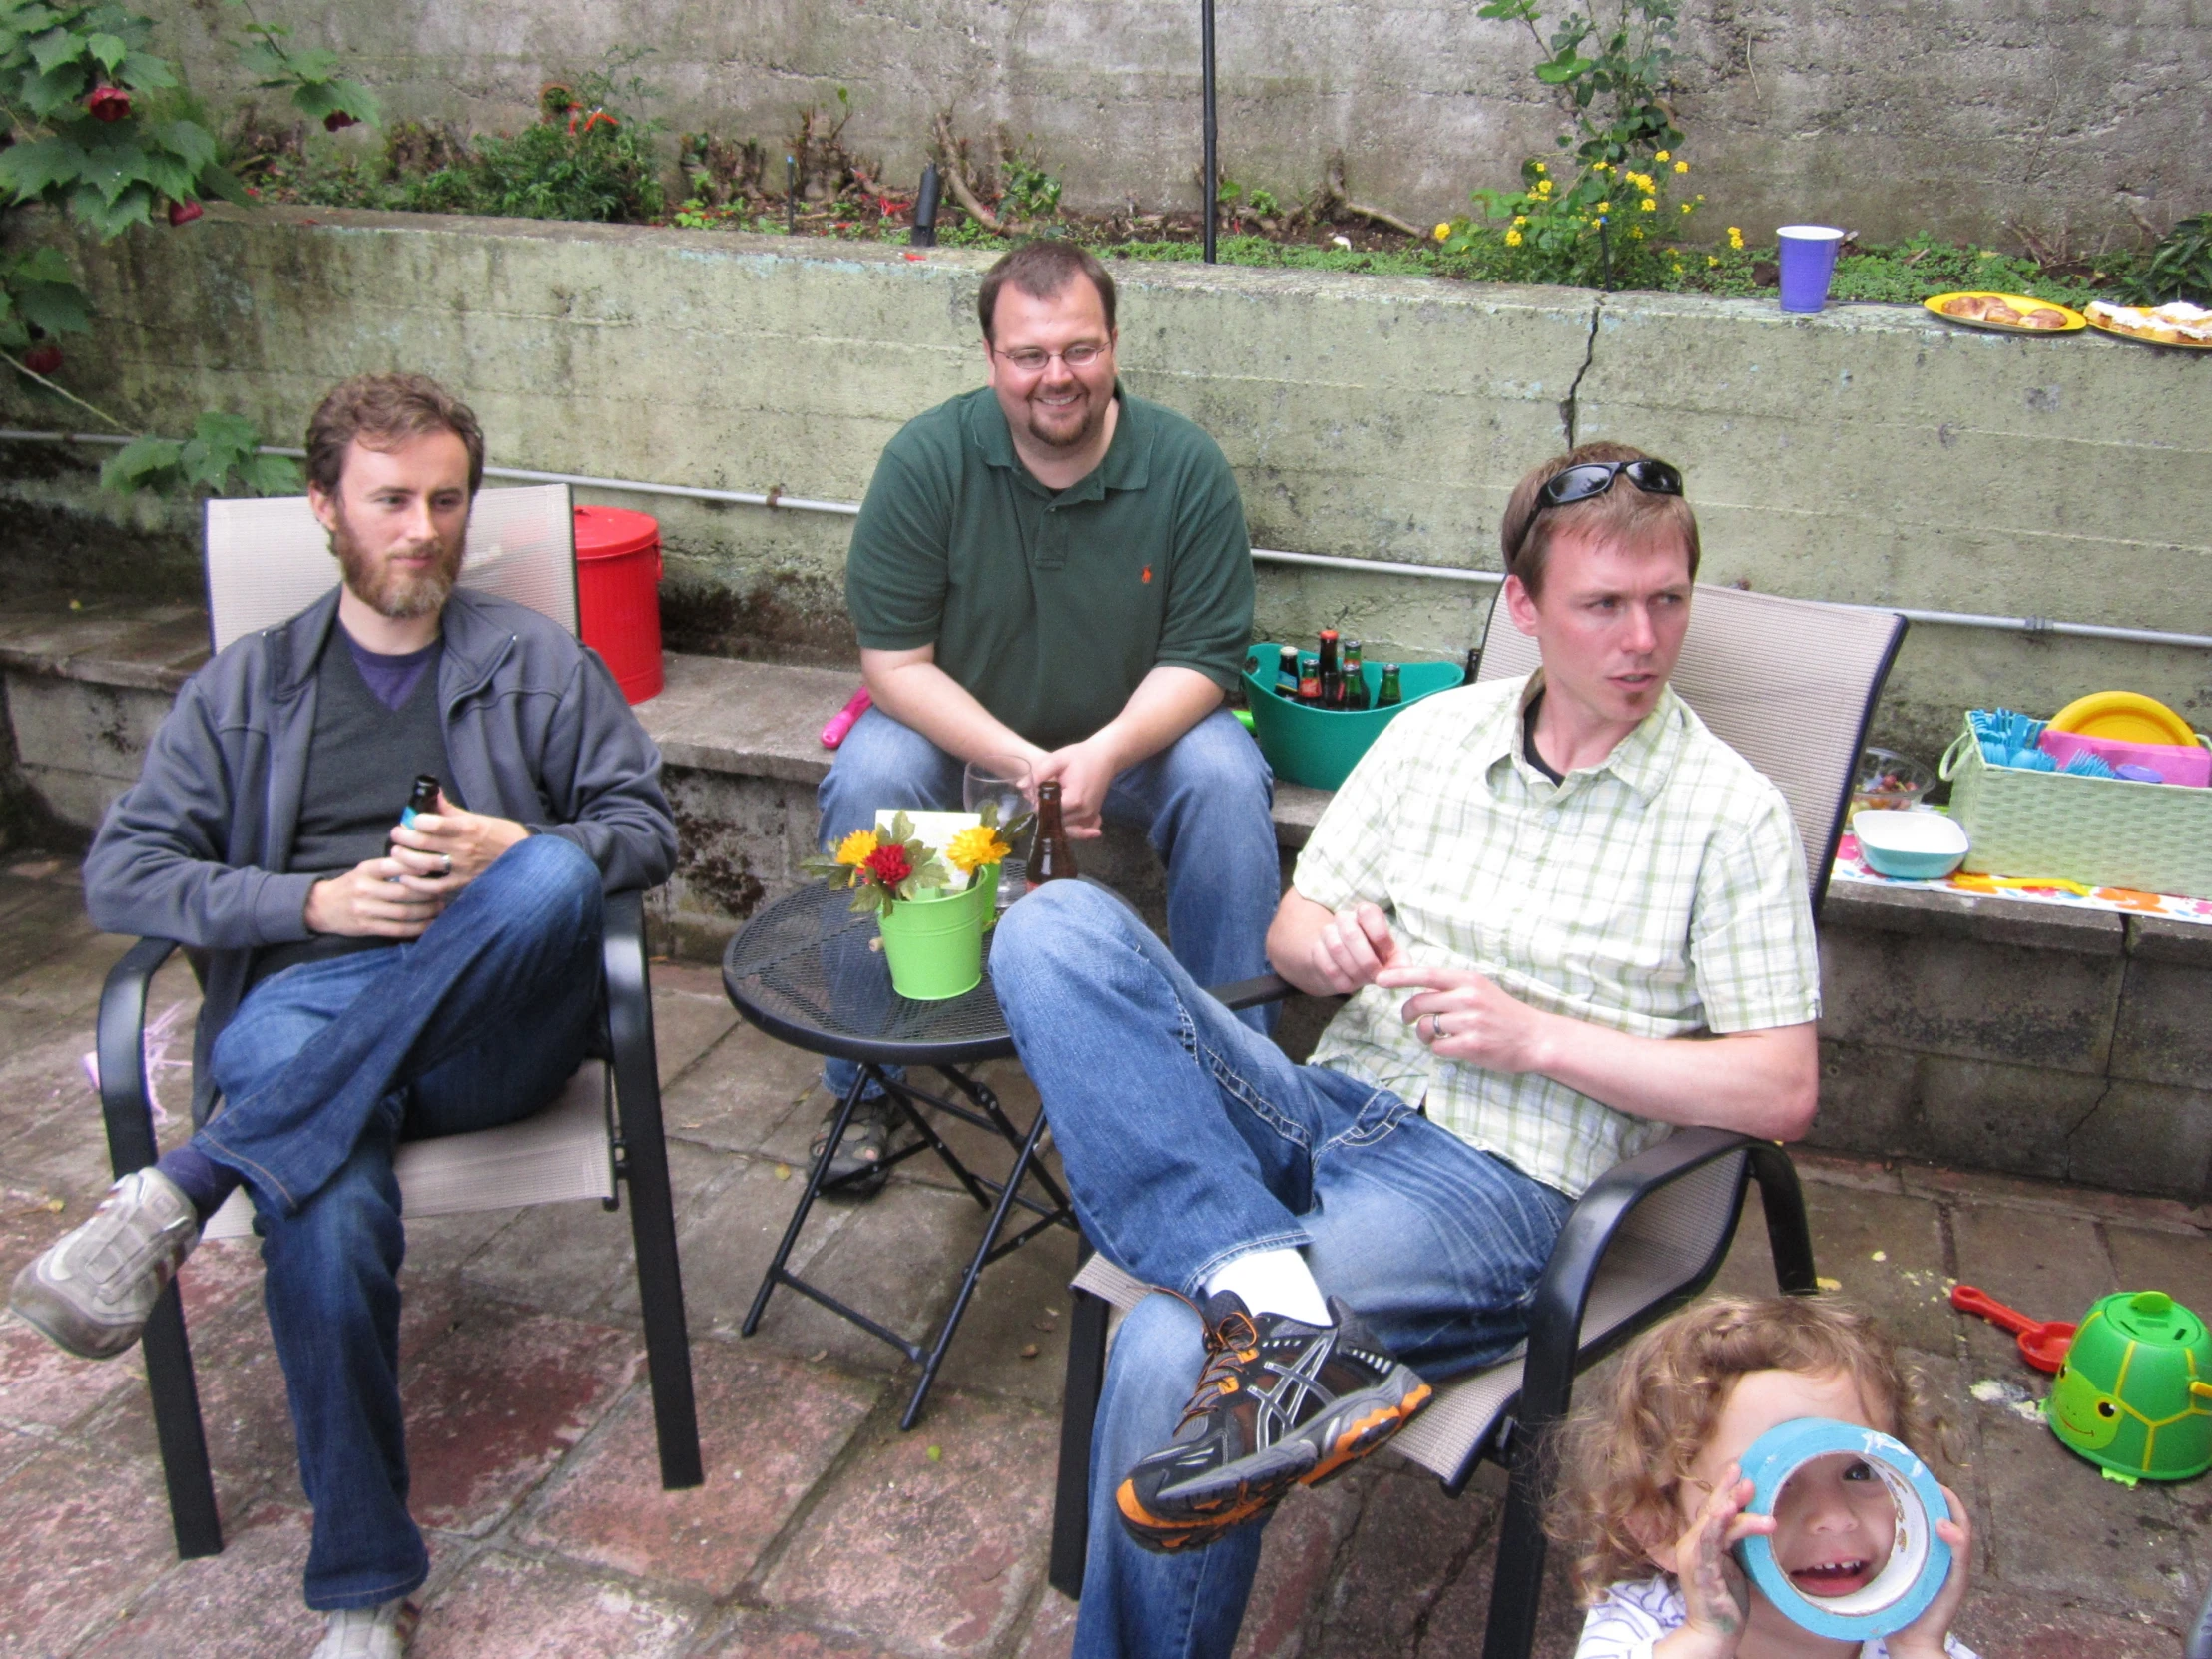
1546, 1295, 1942, 1606
304, 372, 485, 499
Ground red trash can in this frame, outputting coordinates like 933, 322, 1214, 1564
571, 505, 664, 704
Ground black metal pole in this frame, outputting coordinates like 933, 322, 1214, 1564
1201, 0, 1217, 263
911, 162, 940, 247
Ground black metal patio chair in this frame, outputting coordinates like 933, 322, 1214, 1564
97, 483, 702, 1560
1048, 581, 1908, 1659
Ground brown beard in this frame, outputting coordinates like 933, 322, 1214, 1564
1024, 384, 1108, 452
330, 508, 464, 620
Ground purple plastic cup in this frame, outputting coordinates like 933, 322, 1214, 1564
1776, 225, 1847, 312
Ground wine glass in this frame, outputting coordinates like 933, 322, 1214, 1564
962, 755, 1033, 908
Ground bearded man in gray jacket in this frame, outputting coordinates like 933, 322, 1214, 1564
11, 372, 676, 1659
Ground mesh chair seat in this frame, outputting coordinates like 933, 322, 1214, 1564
201, 1059, 616, 1240
1068, 1148, 1746, 1480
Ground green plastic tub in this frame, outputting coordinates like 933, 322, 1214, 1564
1241, 646, 1464, 790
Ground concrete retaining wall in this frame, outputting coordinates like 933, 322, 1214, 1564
6, 207, 2210, 763
147, 0, 2211, 249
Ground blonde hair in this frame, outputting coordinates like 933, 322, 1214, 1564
1547, 1296, 1941, 1605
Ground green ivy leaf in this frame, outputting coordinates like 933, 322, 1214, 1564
78, 138, 148, 204
116, 47, 170, 88
238, 452, 303, 495
22, 58, 89, 118
69, 176, 151, 237
196, 161, 254, 207
99, 433, 182, 492
150, 117, 217, 172
11, 276, 89, 336
28, 23, 83, 73
83, 29, 123, 68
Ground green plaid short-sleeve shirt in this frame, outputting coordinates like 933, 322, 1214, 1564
1293, 672, 1821, 1199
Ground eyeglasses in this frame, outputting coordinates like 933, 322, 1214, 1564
992, 341, 1110, 374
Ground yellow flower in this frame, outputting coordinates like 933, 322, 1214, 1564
1505, 229, 1524, 247
1532, 161, 1546, 172
1654, 150, 1671, 163
1512, 214, 1528, 226
1640, 197, 1656, 212
1695, 193, 1705, 202
1534, 179, 1552, 197
834, 829, 879, 866
1707, 255, 1720, 267
944, 825, 1011, 874
1673, 160, 1689, 174
1727, 226, 1744, 251
1630, 227, 1645, 239
1680, 202, 1694, 215
1596, 201, 1610, 214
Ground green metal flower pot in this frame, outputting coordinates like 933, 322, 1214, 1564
875, 879, 989, 1000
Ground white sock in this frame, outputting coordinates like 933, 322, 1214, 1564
1205, 1248, 1331, 1327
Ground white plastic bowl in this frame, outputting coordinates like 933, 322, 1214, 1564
1854, 810, 1969, 880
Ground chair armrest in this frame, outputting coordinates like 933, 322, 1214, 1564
97, 937, 181, 1177
1205, 972, 1296, 1012
1517, 1127, 1758, 1431
602, 889, 651, 1028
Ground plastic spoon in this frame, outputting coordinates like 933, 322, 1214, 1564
1949, 1284, 2076, 1373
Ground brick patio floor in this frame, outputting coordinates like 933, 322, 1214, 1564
1, 849, 2207, 1657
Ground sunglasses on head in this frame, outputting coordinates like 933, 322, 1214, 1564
1534, 458, 1685, 512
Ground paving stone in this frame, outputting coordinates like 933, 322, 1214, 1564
460, 1137, 742, 1322
0, 1438, 184, 1658
2104, 1226, 2212, 1314
1307, 1461, 1491, 1659
517, 1340, 878, 1596
0, 882, 102, 981
760, 1389, 1058, 1657
410, 1549, 701, 1658
612, 1155, 853, 1337
695, 1610, 915, 1658
1233, 1473, 1370, 1659
1901, 1161, 2212, 1233
398, 1301, 642, 1537
657, 1021, 824, 1160
1948, 1589, 2187, 1657
1009, 1588, 1078, 1659
0, 1199, 151, 1434
926, 1220, 1081, 1410
1409, 1470, 1584, 1659
647, 977, 742, 1090
1949, 1205, 2116, 1376
1973, 1405, 2195, 1621
74, 1502, 321, 1658
397, 1202, 528, 1284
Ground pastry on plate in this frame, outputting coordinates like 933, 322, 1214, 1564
2019, 307, 2069, 329
1942, 294, 1990, 318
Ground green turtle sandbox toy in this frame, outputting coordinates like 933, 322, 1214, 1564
2045, 1290, 2212, 1486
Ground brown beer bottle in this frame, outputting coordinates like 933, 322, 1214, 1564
1275, 645, 1302, 701
1318, 629, 1343, 710
1029, 781, 1076, 884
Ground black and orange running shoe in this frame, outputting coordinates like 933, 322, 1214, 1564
1116, 1291, 1432, 1553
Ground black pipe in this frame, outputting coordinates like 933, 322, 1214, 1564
787, 154, 798, 236
1201, 0, 1217, 263
911, 162, 940, 247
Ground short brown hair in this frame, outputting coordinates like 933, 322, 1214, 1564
977, 240, 1117, 341
305, 372, 486, 498
1546, 1296, 1943, 1605
1498, 441, 1699, 598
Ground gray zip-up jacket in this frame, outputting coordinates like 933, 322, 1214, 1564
84, 585, 678, 1119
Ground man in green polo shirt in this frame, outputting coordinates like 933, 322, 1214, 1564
815, 241, 1281, 1182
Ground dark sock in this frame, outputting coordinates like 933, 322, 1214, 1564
155, 1144, 242, 1222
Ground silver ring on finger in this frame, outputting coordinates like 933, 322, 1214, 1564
1435, 1013, 1449, 1040
439, 854, 453, 877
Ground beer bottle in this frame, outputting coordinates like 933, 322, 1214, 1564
1275, 644, 1301, 702
1378, 664, 1403, 707
1461, 646, 1482, 686
1318, 629, 1342, 710
1029, 781, 1076, 884
389, 774, 442, 857
1297, 653, 1323, 705
1342, 640, 1371, 710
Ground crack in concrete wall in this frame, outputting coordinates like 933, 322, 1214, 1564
1559, 297, 1604, 449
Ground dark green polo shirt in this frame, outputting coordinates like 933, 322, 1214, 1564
843, 384, 1254, 751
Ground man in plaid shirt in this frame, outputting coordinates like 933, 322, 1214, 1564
991, 441, 1823, 1659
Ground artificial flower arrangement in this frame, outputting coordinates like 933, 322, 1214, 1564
803, 804, 1029, 917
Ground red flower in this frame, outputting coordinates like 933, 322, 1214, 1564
167, 199, 203, 227
86, 85, 131, 122
863, 843, 913, 886
323, 111, 359, 132
23, 344, 63, 375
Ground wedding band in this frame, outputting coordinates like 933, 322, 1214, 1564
439, 854, 453, 877
1435, 1013, 1448, 1039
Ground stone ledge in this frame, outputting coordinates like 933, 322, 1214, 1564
1822, 876, 2125, 955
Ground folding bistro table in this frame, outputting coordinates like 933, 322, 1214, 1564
722, 876, 1076, 1426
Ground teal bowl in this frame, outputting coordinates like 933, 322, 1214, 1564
1241, 647, 1462, 790
1854, 809, 1969, 880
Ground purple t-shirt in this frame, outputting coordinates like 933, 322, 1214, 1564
342, 627, 439, 711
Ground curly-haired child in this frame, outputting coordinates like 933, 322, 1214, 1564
1548, 1295, 1976, 1658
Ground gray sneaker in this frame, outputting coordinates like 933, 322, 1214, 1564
9, 1167, 200, 1359
311, 1598, 417, 1658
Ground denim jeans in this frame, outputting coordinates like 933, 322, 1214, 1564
815, 703, 1282, 1107
990, 880, 1573, 1659
201, 834, 604, 1610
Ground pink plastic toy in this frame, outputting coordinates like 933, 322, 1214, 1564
821, 688, 872, 749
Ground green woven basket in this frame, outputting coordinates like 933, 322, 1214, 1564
1939, 719, 2212, 898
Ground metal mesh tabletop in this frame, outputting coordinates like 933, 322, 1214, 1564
722, 878, 1017, 1067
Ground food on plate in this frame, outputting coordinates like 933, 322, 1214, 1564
1942, 294, 1990, 318
2019, 307, 2070, 329
1981, 301, 2023, 325
2086, 299, 2212, 344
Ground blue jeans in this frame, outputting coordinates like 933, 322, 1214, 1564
815, 704, 1282, 1104
989, 881, 1573, 1659
201, 834, 604, 1610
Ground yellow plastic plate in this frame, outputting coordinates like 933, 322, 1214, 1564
2047, 691, 2197, 747
1924, 291, 2087, 335
2082, 312, 2212, 351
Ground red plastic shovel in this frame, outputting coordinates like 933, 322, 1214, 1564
1950, 1284, 2076, 1373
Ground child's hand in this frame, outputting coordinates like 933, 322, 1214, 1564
1656, 1465, 1771, 1659
1885, 1484, 1969, 1659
